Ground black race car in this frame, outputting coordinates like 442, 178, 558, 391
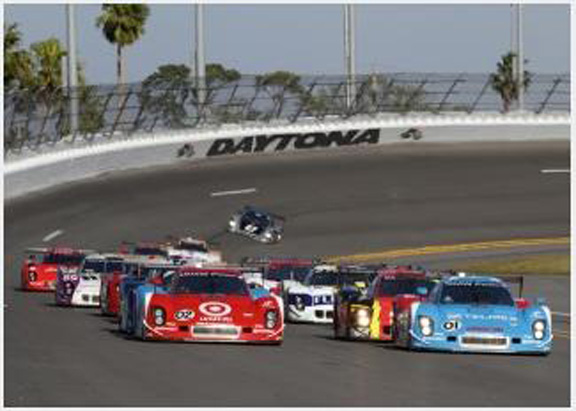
228, 206, 285, 244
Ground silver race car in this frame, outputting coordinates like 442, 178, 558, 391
228, 206, 285, 244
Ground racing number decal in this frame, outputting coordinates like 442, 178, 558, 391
175, 310, 195, 321
199, 302, 232, 317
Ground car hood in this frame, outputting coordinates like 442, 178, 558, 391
433, 304, 524, 328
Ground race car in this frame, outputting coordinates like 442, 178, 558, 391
118, 262, 178, 334
228, 206, 285, 244
285, 264, 378, 324
55, 254, 124, 307
132, 267, 284, 343
241, 256, 319, 295
333, 265, 438, 341
164, 236, 223, 265
100, 255, 167, 317
20, 247, 90, 292
394, 274, 553, 354
119, 241, 169, 261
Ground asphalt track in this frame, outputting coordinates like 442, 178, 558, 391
4, 140, 570, 406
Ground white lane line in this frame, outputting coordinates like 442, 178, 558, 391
541, 169, 570, 174
42, 229, 64, 242
210, 188, 257, 197
552, 311, 570, 318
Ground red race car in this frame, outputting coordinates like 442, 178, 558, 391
134, 266, 284, 344
333, 265, 439, 341
20, 247, 90, 292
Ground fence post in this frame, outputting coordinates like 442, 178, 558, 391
437, 76, 463, 112
536, 77, 563, 114
290, 81, 317, 123
109, 89, 132, 137
468, 77, 491, 113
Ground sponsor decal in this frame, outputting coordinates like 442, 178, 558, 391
199, 302, 232, 317
175, 309, 195, 321
206, 129, 380, 157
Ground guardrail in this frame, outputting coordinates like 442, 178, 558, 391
4, 73, 570, 157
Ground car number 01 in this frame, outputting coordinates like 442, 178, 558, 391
175, 310, 194, 321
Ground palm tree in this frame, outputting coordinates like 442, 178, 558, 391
96, 4, 150, 88
4, 23, 35, 89
490, 52, 531, 113
30, 38, 67, 92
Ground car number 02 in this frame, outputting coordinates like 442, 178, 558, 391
175, 310, 194, 321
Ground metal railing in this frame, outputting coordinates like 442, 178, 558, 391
4, 73, 570, 156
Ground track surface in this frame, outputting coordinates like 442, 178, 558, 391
5, 141, 570, 406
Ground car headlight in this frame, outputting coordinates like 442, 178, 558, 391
355, 308, 371, 327
265, 310, 278, 329
295, 296, 305, 311
418, 316, 434, 336
153, 307, 166, 326
28, 271, 37, 282
229, 219, 237, 228
532, 320, 546, 340
443, 320, 458, 331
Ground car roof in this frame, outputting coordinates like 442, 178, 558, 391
26, 247, 90, 255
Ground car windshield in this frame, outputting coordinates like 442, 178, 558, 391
266, 266, 312, 282
82, 259, 105, 273
178, 241, 208, 253
173, 273, 249, 295
105, 260, 125, 273
135, 246, 166, 256
307, 271, 338, 286
377, 278, 435, 296
308, 271, 375, 287
42, 253, 84, 265
247, 211, 271, 227
439, 284, 515, 306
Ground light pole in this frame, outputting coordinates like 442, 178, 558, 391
512, 3, 524, 111
195, 4, 206, 110
344, 4, 356, 110
66, 4, 79, 133
516, 3, 524, 111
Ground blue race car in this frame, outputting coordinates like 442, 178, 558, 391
395, 274, 552, 355
118, 263, 177, 335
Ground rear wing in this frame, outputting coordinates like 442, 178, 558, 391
25, 247, 96, 255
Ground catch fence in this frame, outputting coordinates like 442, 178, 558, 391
4, 73, 570, 156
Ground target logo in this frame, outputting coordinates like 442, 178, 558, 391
199, 302, 232, 317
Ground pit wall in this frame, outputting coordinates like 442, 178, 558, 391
4, 112, 570, 200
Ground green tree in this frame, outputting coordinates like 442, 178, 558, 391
140, 64, 193, 128
256, 70, 303, 119
96, 4, 150, 88
30, 38, 67, 92
4, 23, 35, 89
490, 52, 531, 113
205, 63, 241, 87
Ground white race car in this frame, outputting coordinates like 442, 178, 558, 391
165, 236, 223, 266
55, 253, 124, 307
284, 265, 377, 324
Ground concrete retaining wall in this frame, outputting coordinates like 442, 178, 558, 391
4, 112, 570, 200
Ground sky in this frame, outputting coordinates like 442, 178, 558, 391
4, 3, 570, 86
